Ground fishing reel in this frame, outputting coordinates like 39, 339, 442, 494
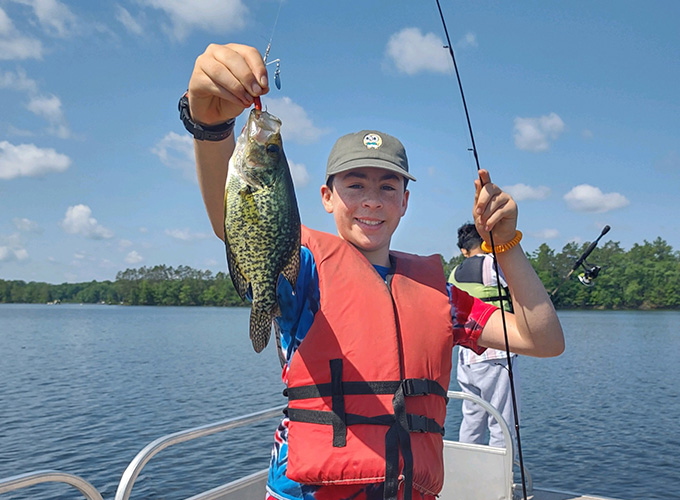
577, 261, 601, 286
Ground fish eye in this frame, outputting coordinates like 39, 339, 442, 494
266, 144, 280, 154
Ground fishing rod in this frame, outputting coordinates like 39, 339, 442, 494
434, 2, 529, 498
551, 225, 610, 297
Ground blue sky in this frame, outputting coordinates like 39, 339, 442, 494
0, 0, 678, 284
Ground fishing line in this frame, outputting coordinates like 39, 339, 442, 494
254, 0, 284, 111
434, 1, 528, 498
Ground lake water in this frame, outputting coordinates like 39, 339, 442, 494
0, 305, 678, 499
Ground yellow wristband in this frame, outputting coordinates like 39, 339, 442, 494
481, 230, 523, 254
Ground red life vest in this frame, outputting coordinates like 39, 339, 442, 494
285, 226, 453, 499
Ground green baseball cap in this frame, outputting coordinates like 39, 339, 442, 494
325, 130, 416, 182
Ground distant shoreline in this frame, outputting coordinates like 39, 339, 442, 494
4, 236, 680, 310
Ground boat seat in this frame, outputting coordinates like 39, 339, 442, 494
439, 391, 514, 500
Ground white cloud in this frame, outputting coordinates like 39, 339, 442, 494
0, 233, 28, 262
289, 160, 310, 188
165, 228, 211, 242
152, 131, 195, 181
502, 183, 551, 201
533, 229, 560, 240
0, 36, 43, 59
12, 0, 78, 37
0, 7, 43, 59
0, 141, 70, 179
0, 245, 28, 261
0, 69, 71, 136
457, 32, 477, 48
27, 94, 62, 121
26, 93, 71, 138
514, 113, 565, 152
6, 125, 34, 137
139, 0, 248, 41
125, 250, 143, 264
13, 217, 41, 232
0, 68, 38, 93
0, 7, 11, 34
564, 184, 630, 213
61, 204, 114, 239
115, 5, 144, 36
386, 27, 451, 75
266, 96, 328, 144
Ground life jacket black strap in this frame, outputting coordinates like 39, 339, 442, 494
481, 294, 511, 303
285, 378, 448, 402
285, 408, 444, 435
330, 359, 346, 447
285, 361, 447, 500
386, 382, 412, 500
402, 378, 449, 401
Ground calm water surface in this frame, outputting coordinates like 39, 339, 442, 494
0, 305, 678, 499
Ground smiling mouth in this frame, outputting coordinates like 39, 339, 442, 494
356, 218, 383, 226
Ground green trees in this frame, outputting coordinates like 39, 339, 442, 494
2, 239, 680, 309
533, 237, 680, 309
0, 265, 245, 307
440, 237, 680, 310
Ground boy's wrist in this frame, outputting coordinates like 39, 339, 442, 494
179, 92, 236, 141
481, 230, 523, 254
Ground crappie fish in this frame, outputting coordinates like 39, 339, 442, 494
224, 108, 300, 353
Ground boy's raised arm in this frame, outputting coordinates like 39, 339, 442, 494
473, 169, 565, 357
186, 43, 270, 241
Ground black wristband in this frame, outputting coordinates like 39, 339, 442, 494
178, 93, 236, 141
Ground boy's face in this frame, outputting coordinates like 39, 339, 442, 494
320, 167, 409, 266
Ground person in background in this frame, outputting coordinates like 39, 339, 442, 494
449, 223, 519, 451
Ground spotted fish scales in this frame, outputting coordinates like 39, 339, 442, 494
224, 108, 300, 352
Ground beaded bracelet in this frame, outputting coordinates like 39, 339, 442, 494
481, 230, 523, 254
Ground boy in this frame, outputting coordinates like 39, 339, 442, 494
183, 43, 564, 500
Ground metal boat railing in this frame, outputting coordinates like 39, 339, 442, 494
1, 394, 530, 500
0, 470, 104, 500
113, 391, 521, 500
114, 404, 286, 500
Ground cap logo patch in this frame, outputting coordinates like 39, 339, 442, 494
363, 133, 382, 149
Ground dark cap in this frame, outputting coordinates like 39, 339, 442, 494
325, 130, 416, 182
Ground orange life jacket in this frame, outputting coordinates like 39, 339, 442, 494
285, 226, 453, 499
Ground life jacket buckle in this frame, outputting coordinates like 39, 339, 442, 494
407, 413, 428, 433
403, 378, 430, 396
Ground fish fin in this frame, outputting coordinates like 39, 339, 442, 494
281, 233, 301, 292
224, 237, 249, 301
273, 320, 287, 368
249, 306, 273, 353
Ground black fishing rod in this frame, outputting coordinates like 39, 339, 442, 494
551, 225, 610, 297
434, 2, 528, 498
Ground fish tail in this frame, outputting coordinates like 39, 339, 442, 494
250, 306, 273, 353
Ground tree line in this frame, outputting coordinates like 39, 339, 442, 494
442, 236, 680, 309
2, 238, 680, 309
0, 265, 243, 307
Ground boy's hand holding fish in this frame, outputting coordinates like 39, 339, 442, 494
186, 43, 300, 353
187, 44, 271, 242
188, 43, 269, 126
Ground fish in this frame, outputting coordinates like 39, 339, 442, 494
224, 108, 301, 353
